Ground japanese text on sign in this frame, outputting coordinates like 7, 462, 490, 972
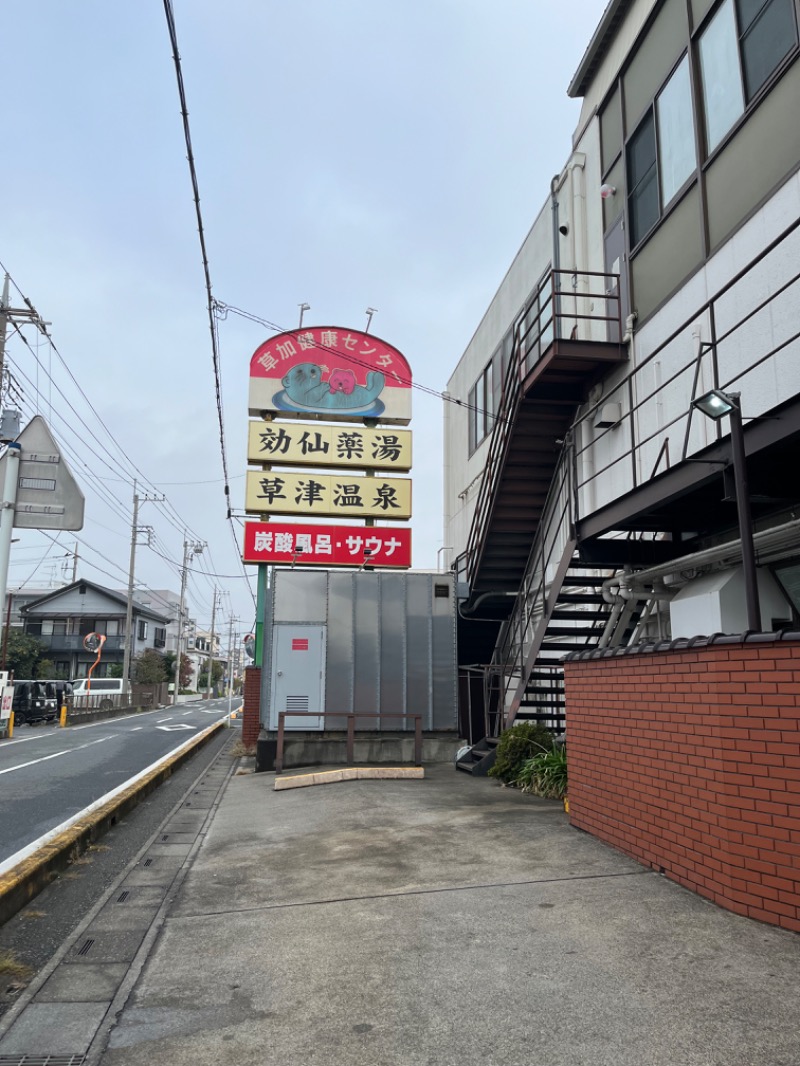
244, 471, 411, 520
247, 422, 411, 471
242, 522, 412, 568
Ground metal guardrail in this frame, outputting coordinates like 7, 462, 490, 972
275, 712, 423, 775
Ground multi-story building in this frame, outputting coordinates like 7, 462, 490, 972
21, 579, 171, 679
445, 0, 800, 739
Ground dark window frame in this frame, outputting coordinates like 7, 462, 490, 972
626, 51, 699, 252
696, 0, 799, 160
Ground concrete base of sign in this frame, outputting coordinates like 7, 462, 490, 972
274, 767, 424, 791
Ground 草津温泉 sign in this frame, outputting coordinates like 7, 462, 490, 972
245, 471, 411, 520
243, 521, 411, 568
248, 326, 412, 425
247, 421, 412, 471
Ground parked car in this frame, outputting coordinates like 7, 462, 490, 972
71, 677, 128, 710
11, 680, 57, 725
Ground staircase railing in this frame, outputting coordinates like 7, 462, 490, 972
488, 440, 578, 731
465, 267, 621, 589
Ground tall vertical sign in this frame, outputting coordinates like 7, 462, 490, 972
244, 326, 413, 569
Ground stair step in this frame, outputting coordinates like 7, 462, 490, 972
539, 640, 595, 650
562, 575, 611, 586
521, 697, 565, 708
549, 608, 606, 620
544, 625, 606, 637
556, 592, 607, 604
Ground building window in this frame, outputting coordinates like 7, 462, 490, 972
154, 627, 166, 649
107, 619, 119, 636
699, 0, 797, 152
468, 360, 494, 454
627, 55, 696, 247
137, 620, 148, 641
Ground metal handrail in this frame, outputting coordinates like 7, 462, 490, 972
275, 711, 423, 774
465, 268, 621, 587
571, 215, 800, 500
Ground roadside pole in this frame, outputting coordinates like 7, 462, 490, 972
0, 442, 21, 624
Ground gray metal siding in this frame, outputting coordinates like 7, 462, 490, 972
325, 572, 354, 728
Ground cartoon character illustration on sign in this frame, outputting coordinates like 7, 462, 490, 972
328, 368, 356, 395
277, 363, 386, 415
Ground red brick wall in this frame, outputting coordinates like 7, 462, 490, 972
564, 640, 800, 933
242, 666, 261, 748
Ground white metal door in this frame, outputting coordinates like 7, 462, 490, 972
270, 625, 325, 730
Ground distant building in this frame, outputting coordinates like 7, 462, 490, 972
22, 579, 170, 679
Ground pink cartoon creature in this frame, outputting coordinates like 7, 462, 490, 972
328, 368, 356, 395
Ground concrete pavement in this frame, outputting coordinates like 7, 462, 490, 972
1, 759, 799, 1064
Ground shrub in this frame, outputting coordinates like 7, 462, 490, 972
517, 745, 568, 798
488, 722, 554, 783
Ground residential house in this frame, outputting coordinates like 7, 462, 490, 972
22, 579, 171, 679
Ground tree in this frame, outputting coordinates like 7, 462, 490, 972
4, 630, 47, 679
163, 651, 193, 689
133, 648, 168, 684
198, 660, 224, 694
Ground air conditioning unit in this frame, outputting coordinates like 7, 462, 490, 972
594, 402, 622, 429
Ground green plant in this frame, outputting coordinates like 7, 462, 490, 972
517, 745, 568, 799
488, 722, 554, 783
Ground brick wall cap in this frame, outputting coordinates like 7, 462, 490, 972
564, 630, 800, 662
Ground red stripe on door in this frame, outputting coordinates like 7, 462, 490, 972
291, 638, 309, 651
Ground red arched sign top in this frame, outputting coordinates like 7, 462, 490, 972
248, 326, 412, 425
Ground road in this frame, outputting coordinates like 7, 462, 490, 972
0, 697, 240, 868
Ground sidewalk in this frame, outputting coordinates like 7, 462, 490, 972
86, 762, 800, 1066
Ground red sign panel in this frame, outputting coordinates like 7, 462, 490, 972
242, 521, 411, 569
248, 326, 412, 424
291, 638, 309, 651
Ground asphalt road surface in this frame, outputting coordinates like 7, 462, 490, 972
0, 698, 241, 867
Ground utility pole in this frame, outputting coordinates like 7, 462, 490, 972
72, 541, 78, 582
206, 589, 218, 700
122, 482, 164, 692
0, 273, 49, 429
122, 481, 139, 691
173, 539, 203, 706
226, 613, 239, 717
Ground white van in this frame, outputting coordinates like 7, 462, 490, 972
72, 677, 128, 709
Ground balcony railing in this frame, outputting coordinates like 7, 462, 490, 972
31, 634, 125, 652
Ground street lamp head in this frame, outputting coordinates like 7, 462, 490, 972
692, 389, 740, 421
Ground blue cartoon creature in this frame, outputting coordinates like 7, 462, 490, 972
277, 362, 385, 414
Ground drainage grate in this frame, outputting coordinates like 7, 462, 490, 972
143, 858, 153, 868
117, 890, 130, 903
0, 1057, 87, 1065
76, 938, 94, 957
161, 833, 169, 841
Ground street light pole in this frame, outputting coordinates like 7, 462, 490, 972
727, 397, 761, 632
692, 389, 762, 633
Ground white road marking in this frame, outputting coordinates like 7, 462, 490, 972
156, 717, 173, 723
130, 726, 143, 731
0, 721, 223, 876
0, 735, 115, 777
156, 723, 197, 732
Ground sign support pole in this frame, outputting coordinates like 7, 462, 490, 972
0, 442, 21, 628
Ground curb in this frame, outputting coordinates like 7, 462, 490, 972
275, 766, 425, 790
0, 719, 227, 926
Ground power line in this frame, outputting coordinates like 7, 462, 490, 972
161, 0, 231, 518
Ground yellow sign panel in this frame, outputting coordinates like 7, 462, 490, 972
247, 422, 412, 471
245, 471, 412, 520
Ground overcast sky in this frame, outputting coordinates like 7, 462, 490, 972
1, 0, 608, 639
